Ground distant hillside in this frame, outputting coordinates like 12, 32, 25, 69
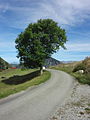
9, 58, 62, 69
71, 57, 90, 73
62, 61, 78, 63
83, 57, 90, 73
45, 57, 62, 67
0, 57, 11, 69
56, 57, 90, 73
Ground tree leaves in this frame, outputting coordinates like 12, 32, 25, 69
15, 19, 67, 68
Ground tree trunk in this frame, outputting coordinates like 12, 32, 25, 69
40, 66, 43, 75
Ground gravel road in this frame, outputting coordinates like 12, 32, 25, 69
0, 69, 74, 120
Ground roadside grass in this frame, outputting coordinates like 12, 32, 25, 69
50, 66, 73, 74
85, 108, 90, 114
72, 73, 90, 85
0, 69, 35, 81
0, 69, 51, 99
50, 65, 90, 85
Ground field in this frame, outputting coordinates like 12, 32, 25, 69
0, 68, 51, 99
50, 58, 90, 85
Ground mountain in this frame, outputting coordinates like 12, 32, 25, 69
11, 57, 62, 68
0, 57, 11, 69
0, 57, 61, 69
45, 57, 62, 67
62, 61, 78, 63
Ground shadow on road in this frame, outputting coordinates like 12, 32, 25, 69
1, 70, 40, 85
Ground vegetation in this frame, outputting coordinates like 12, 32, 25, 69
0, 57, 11, 71
50, 57, 90, 85
15, 19, 67, 74
83, 57, 90, 73
73, 63, 86, 72
73, 73, 90, 85
85, 107, 90, 114
0, 69, 51, 99
73, 57, 90, 73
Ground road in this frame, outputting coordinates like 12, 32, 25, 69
0, 69, 74, 120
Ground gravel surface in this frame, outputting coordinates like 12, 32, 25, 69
50, 81, 90, 120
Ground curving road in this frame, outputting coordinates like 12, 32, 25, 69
0, 69, 74, 120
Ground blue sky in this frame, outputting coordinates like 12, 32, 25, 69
0, 0, 90, 63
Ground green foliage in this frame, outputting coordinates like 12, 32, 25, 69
85, 107, 90, 113
73, 73, 90, 85
15, 19, 67, 69
73, 63, 86, 72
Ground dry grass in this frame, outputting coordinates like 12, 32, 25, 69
50, 57, 90, 85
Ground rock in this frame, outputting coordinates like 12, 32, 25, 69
76, 70, 84, 73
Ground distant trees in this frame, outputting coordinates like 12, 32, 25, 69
15, 19, 67, 74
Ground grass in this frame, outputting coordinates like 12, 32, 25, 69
50, 66, 73, 73
50, 65, 90, 85
72, 73, 90, 85
0, 69, 35, 80
0, 69, 51, 99
85, 108, 90, 114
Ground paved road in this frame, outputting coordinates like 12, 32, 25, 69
0, 69, 74, 120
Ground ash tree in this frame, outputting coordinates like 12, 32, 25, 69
15, 19, 67, 74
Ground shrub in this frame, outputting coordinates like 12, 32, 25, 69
73, 63, 86, 72
73, 73, 90, 85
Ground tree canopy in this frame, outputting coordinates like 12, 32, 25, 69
15, 19, 67, 70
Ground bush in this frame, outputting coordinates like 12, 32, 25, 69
73, 63, 86, 72
73, 73, 90, 85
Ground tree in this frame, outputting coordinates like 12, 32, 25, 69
15, 19, 67, 74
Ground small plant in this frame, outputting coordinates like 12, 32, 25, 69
71, 101, 82, 107
85, 108, 90, 114
88, 103, 90, 106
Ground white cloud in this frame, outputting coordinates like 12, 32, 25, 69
0, 0, 90, 62
0, 0, 90, 29
66, 43, 90, 52
0, 41, 16, 52
0, 55, 19, 63
0, 3, 9, 13
40, 0, 90, 25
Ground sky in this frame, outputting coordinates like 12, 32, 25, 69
0, 0, 90, 63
